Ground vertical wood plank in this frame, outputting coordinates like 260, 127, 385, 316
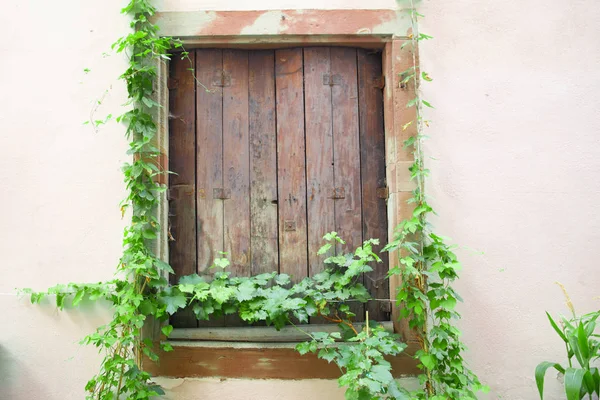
358, 49, 389, 322
249, 51, 279, 275
303, 48, 335, 276
223, 50, 251, 277
169, 53, 197, 328
196, 49, 224, 274
275, 48, 308, 283
331, 48, 363, 254
331, 47, 364, 321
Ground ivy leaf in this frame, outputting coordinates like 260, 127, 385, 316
72, 289, 85, 306
213, 257, 230, 270
317, 243, 332, 255
282, 298, 305, 311
296, 342, 311, 355
275, 274, 291, 286
420, 354, 436, 370
161, 325, 173, 337
210, 281, 235, 304
370, 365, 394, 383
236, 281, 256, 302
318, 348, 337, 363
155, 259, 174, 274
159, 288, 187, 314
160, 342, 173, 352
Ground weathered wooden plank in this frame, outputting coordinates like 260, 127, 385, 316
330, 48, 364, 321
303, 47, 335, 276
196, 49, 224, 276
331, 48, 362, 255
169, 321, 393, 342
275, 48, 308, 283
144, 340, 419, 379
223, 50, 251, 279
249, 51, 279, 275
358, 49, 389, 322
168, 54, 197, 328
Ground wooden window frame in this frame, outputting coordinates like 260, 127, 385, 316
143, 9, 420, 379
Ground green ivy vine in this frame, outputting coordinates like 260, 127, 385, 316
21, 1, 486, 399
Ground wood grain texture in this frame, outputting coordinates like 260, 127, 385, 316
196, 49, 224, 275
358, 49, 389, 322
331, 48, 362, 256
168, 54, 197, 328
275, 48, 308, 283
223, 50, 251, 277
144, 341, 419, 379
249, 51, 279, 275
169, 321, 393, 341
331, 48, 364, 322
303, 47, 335, 276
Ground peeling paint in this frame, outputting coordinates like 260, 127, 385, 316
240, 11, 285, 35
152, 9, 412, 39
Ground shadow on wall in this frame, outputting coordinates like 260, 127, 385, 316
0, 343, 51, 399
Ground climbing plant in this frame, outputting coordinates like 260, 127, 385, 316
381, 3, 487, 399
21, 1, 485, 399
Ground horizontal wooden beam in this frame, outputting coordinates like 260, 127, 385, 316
172, 35, 389, 49
169, 322, 394, 342
144, 340, 420, 379
152, 9, 411, 41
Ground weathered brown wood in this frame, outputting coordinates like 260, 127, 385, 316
303, 47, 335, 276
168, 55, 197, 328
196, 49, 224, 275
170, 47, 394, 331
249, 51, 279, 275
170, 321, 393, 342
330, 48, 364, 321
358, 49, 389, 322
383, 40, 418, 340
222, 50, 251, 278
275, 48, 308, 283
144, 341, 419, 379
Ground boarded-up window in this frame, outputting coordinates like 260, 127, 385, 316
169, 48, 388, 328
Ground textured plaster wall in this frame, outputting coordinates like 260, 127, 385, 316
1, 0, 599, 399
418, 0, 600, 399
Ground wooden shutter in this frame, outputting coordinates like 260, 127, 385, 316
168, 48, 388, 328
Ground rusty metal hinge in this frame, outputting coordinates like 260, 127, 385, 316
167, 184, 194, 200
167, 77, 179, 90
283, 220, 296, 231
323, 73, 342, 86
213, 71, 231, 87
213, 188, 231, 200
330, 187, 346, 199
380, 301, 392, 313
376, 186, 389, 199
373, 76, 385, 89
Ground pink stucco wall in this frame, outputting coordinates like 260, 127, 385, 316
1, 0, 599, 399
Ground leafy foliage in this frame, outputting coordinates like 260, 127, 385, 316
21, 1, 486, 399
381, 5, 487, 399
535, 288, 600, 400
298, 326, 408, 399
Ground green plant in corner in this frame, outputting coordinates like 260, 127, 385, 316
535, 284, 600, 400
